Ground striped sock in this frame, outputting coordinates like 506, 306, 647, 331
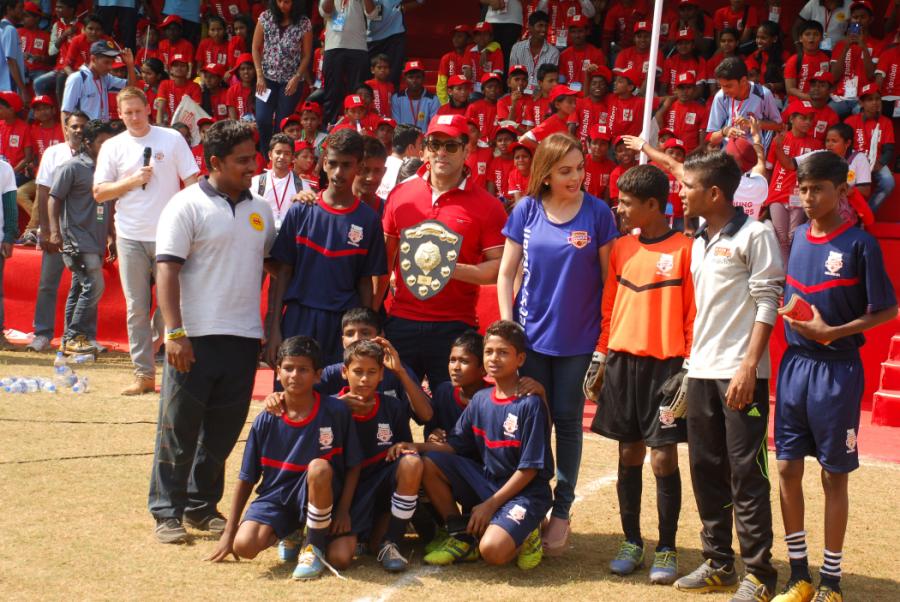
385, 493, 418, 544
305, 503, 332, 551
785, 531, 811, 582
820, 549, 843, 590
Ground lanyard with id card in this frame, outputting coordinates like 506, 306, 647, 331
332, 0, 347, 32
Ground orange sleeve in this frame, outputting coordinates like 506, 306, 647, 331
596, 240, 620, 354
681, 241, 696, 358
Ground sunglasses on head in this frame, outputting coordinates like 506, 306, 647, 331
425, 138, 465, 153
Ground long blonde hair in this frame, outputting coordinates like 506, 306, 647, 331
526, 133, 583, 199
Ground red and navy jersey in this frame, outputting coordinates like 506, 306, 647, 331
270, 194, 388, 311
342, 390, 412, 478
784, 222, 896, 352
238, 393, 362, 505
447, 388, 554, 485
316, 360, 419, 409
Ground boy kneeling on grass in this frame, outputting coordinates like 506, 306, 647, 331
772, 151, 897, 602
207, 336, 362, 581
393, 320, 554, 570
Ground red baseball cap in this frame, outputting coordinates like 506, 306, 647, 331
280, 114, 301, 129
30, 95, 54, 108
851, 0, 875, 14
403, 60, 425, 75
160, 14, 183, 28
480, 71, 502, 86
634, 21, 651, 33
548, 84, 578, 103
111, 60, 126, 69
300, 101, 322, 116
725, 137, 757, 173
197, 117, 214, 127
616, 68, 641, 86
294, 140, 314, 153
568, 14, 588, 29
613, 135, 628, 147
782, 100, 817, 119
452, 24, 470, 33
168, 53, 189, 66
201, 62, 226, 77
234, 52, 254, 68
675, 71, 697, 86
447, 74, 471, 87
473, 21, 492, 33
509, 64, 529, 76
494, 124, 519, 138
23, 2, 41, 15
344, 94, 366, 110
676, 28, 695, 41
426, 114, 468, 138
859, 83, 880, 98
658, 128, 676, 138
378, 117, 397, 128
509, 142, 532, 155
590, 124, 612, 141
663, 138, 687, 153
810, 71, 834, 85
0, 91, 23, 113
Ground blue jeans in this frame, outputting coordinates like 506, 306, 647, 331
384, 316, 469, 389
255, 78, 305, 154
870, 164, 896, 213
521, 349, 592, 519
32, 249, 67, 339
148, 335, 259, 521
828, 98, 859, 119
33, 70, 65, 101
61, 252, 104, 341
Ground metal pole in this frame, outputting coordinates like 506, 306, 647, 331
639, 0, 665, 165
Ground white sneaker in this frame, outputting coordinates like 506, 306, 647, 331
88, 339, 107, 353
26, 335, 51, 352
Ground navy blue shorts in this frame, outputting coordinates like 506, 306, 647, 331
425, 451, 552, 547
775, 348, 864, 473
350, 462, 399, 537
241, 473, 344, 540
281, 302, 344, 365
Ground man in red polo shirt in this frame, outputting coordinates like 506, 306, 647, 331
379, 113, 507, 387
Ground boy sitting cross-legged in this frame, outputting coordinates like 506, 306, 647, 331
206, 336, 362, 581
393, 320, 554, 570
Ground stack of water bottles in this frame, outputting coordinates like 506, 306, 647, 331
1, 352, 91, 394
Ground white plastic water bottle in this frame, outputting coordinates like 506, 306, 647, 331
1, 376, 15, 388
71, 353, 95, 364
72, 377, 89, 394
7, 380, 26, 393
53, 352, 76, 387
23, 378, 40, 393
40, 379, 57, 393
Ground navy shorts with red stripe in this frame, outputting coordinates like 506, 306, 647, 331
349, 462, 400, 538
242, 472, 344, 540
424, 451, 552, 546
775, 347, 865, 473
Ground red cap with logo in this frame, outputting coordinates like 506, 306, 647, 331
675, 71, 697, 86
294, 140, 314, 153
197, 117, 215, 127
234, 52, 254, 68
30, 95, 54, 108
473, 21, 492, 33
591, 124, 612, 141
23, 2, 41, 15
403, 60, 425, 75
589, 64, 613, 82
168, 53, 189, 66
509, 64, 529, 76
452, 24, 470, 33
548, 84, 579, 103
782, 100, 817, 119
426, 114, 469, 138
280, 114, 301, 130
160, 15, 183, 28
201, 62, 226, 77
616, 67, 641, 86
447, 74, 471, 87
676, 28, 695, 41
810, 71, 834, 84
0, 91, 23, 113
378, 117, 397, 128
494, 123, 519, 139
859, 82, 880, 98
663, 138, 687, 152
480, 71, 502, 86
300, 101, 322, 116
634, 21, 652, 33
568, 14, 588, 28
344, 94, 366, 109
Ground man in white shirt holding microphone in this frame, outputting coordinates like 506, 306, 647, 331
93, 86, 199, 395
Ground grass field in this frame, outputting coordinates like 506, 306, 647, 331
1, 349, 899, 601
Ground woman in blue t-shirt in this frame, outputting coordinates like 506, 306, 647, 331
498, 133, 618, 556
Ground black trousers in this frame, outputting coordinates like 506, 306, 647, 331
96, 5, 137, 51
148, 335, 259, 521
368, 32, 406, 91
384, 316, 469, 390
322, 48, 369, 126
490, 22, 523, 76
686, 377, 777, 590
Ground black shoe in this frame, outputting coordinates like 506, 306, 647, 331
183, 513, 226, 534
155, 518, 189, 544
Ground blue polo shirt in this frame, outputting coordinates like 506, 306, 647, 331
61, 66, 128, 121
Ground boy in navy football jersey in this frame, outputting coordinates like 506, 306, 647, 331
395, 320, 554, 570
326, 340, 426, 573
207, 337, 363, 582
424, 330, 488, 443
774, 151, 897, 602
265, 129, 388, 366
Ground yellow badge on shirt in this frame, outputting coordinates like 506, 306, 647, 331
249, 212, 264, 231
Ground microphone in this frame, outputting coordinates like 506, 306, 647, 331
142, 147, 151, 190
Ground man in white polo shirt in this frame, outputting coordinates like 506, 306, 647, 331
148, 120, 275, 544
94, 86, 199, 395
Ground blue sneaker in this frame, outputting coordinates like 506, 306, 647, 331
377, 541, 409, 573
278, 531, 302, 563
649, 549, 678, 585
292, 544, 325, 580
610, 541, 644, 575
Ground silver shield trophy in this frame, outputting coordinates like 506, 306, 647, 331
399, 220, 463, 300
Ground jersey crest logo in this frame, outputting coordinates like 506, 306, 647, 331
477, 161, 487, 175
249, 213, 264, 231
503, 413, 519, 437
847, 169, 855, 183
568, 230, 591, 249
825, 251, 843, 276
9, 135, 18, 148
154, 151, 165, 162
622, 109, 633, 122
348, 224, 364, 246
659, 407, 676, 426
319, 427, 334, 449
506, 504, 527, 524
685, 112, 696, 125
656, 253, 674, 276
846, 428, 857, 453
376, 423, 393, 445
714, 246, 732, 258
